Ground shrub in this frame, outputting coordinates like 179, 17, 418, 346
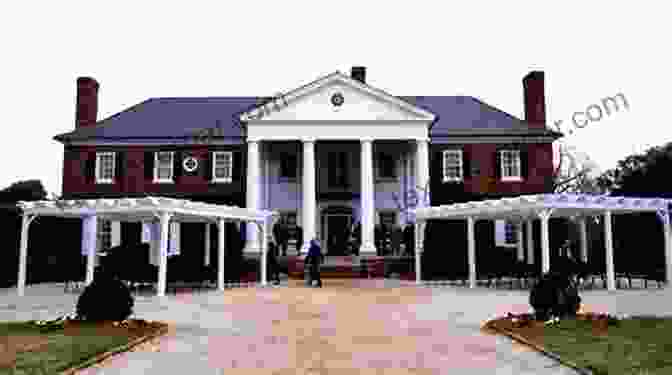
76, 266, 134, 322
529, 271, 581, 321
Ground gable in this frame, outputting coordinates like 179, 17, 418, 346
240, 72, 436, 123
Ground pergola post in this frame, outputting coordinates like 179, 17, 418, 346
204, 223, 211, 267
217, 219, 226, 291
539, 210, 554, 274
526, 220, 534, 265
467, 217, 476, 288
578, 217, 588, 263
17, 214, 37, 296
83, 215, 98, 286
662, 210, 672, 286
414, 221, 423, 284
604, 210, 616, 291
157, 212, 172, 297
259, 219, 268, 286
516, 222, 524, 262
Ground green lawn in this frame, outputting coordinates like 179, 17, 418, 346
0, 320, 165, 375
506, 317, 672, 375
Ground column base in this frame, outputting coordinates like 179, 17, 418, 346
358, 242, 377, 256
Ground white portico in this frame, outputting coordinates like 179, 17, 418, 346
238, 70, 435, 255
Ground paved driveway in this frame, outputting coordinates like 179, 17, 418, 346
3, 281, 670, 374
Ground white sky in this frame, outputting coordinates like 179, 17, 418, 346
1, 1, 668, 196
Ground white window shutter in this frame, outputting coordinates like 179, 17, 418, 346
111, 221, 121, 247
168, 222, 180, 256
495, 220, 505, 246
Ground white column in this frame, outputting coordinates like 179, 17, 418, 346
83, 216, 97, 286
526, 220, 534, 265
17, 214, 36, 296
579, 217, 588, 263
156, 213, 171, 297
204, 223, 211, 266
662, 211, 672, 286
260, 220, 268, 286
516, 222, 524, 262
217, 219, 226, 291
467, 217, 476, 288
415, 138, 430, 207
539, 210, 553, 274
359, 138, 377, 255
302, 138, 317, 254
111, 221, 121, 247
245, 140, 261, 254
414, 221, 423, 284
604, 210, 616, 291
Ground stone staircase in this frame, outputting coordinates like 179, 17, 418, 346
287, 256, 387, 279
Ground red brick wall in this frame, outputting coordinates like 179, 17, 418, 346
61, 144, 246, 202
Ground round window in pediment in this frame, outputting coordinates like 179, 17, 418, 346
331, 92, 344, 107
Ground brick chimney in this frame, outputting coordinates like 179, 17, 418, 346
523, 71, 545, 128
351, 66, 366, 84
76, 77, 99, 128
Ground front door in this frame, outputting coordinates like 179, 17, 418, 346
325, 214, 352, 255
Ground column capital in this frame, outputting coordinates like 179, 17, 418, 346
247, 139, 260, 145
300, 136, 317, 143
413, 137, 430, 143
360, 137, 374, 144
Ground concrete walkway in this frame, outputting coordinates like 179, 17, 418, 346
2, 281, 670, 374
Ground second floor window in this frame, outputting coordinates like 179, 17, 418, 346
155, 151, 174, 183
97, 219, 112, 252
213, 151, 233, 183
95, 152, 115, 184
442, 149, 463, 182
328, 151, 348, 187
500, 150, 521, 181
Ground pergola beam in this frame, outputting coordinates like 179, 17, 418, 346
413, 194, 672, 291
15, 197, 277, 297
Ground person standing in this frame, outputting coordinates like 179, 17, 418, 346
267, 242, 281, 285
304, 239, 324, 287
273, 217, 288, 257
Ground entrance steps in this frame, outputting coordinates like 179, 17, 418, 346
287, 256, 387, 279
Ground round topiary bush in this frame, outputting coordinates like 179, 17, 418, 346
529, 271, 581, 321
76, 266, 134, 322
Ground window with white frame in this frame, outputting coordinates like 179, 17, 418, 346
442, 149, 463, 182
95, 152, 115, 184
504, 221, 518, 245
97, 219, 112, 252
495, 220, 518, 247
500, 150, 521, 181
154, 151, 174, 182
213, 151, 232, 183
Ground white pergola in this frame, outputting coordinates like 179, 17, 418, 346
16, 197, 278, 297
412, 194, 672, 291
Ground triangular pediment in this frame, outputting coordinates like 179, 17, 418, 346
239, 72, 436, 122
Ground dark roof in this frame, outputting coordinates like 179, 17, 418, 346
54, 97, 258, 142
54, 96, 561, 143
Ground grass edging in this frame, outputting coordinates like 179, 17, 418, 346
485, 320, 595, 375
59, 321, 170, 375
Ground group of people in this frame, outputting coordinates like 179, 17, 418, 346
265, 236, 324, 287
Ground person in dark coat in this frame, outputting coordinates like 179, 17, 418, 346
273, 217, 288, 256
295, 225, 303, 255
390, 225, 402, 256
266, 242, 281, 285
304, 239, 324, 287
403, 224, 415, 256
352, 222, 361, 256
